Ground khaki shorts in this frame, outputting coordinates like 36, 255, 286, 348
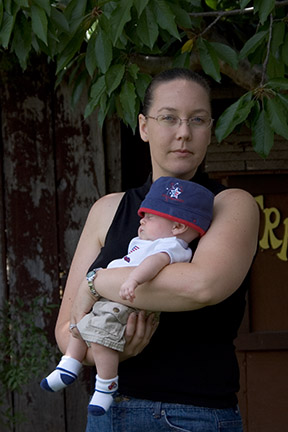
77, 298, 137, 352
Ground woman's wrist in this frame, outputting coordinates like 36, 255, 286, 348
86, 267, 102, 298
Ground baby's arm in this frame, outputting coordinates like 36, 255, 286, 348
119, 252, 170, 302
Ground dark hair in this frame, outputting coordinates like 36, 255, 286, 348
142, 68, 211, 116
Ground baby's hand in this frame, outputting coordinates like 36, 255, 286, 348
119, 279, 138, 302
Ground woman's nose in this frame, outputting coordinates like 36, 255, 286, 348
175, 121, 192, 140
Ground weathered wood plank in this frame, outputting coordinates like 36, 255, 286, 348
54, 80, 106, 432
54, 80, 106, 271
0, 82, 13, 432
1, 60, 65, 431
104, 115, 122, 193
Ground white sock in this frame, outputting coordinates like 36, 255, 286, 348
40, 356, 82, 392
88, 375, 118, 416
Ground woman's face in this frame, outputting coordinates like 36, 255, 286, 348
139, 79, 212, 181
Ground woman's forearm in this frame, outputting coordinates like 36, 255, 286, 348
94, 189, 259, 312
94, 264, 206, 312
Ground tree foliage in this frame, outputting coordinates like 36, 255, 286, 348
1, 0, 288, 157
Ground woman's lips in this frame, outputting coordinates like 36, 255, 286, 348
172, 149, 192, 155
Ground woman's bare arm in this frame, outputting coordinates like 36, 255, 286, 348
55, 192, 124, 358
93, 188, 260, 311
55, 191, 159, 364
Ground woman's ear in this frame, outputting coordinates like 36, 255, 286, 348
139, 114, 149, 142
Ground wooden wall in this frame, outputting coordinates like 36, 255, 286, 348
206, 135, 288, 432
0, 57, 121, 431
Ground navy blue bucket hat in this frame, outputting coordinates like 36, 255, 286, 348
138, 177, 214, 236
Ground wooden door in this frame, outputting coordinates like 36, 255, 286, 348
222, 174, 288, 432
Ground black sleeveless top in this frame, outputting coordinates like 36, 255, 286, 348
89, 172, 249, 408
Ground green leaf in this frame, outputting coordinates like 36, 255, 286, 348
205, 0, 217, 10
105, 64, 125, 96
85, 30, 97, 77
173, 51, 190, 68
251, 109, 274, 158
90, 75, 106, 100
190, 0, 202, 5
33, 0, 51, 17
136, 5, 158, 49
135, 72, 151, 102
270, 21, 285, 56
281, 33, 288, 66
254, 0, 275, 25
110, 0, 133, 45
0, 2, 3, 27
150, 0, 180, 40
239, 30, 268, 59
115, 92, 124, 119
56, 28, 85, 74
197, 38, 221, 83
95, 26, 113, 74
240, 0, 251, 8
215, 92, 254, 142
64, 0, 87, 32
14, 0, 29, 6
50, 6, 69, 33
277, 93, 288, 111
210, 42, 238, 69
0, 11, 15, 47
127, 63, 139, 80
97, 92, 108, 129
267, 54, 285, 79
170, 3, 192, 29
266, 95, 288, 139
11, 12, 31, 69
267, 77, 288, 90
85, 75, 106, 118
31, 4, 48, 45
119, 81, 137, 129
134, 0, 149, 17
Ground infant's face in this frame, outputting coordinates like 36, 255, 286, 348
138, 213, 175, 241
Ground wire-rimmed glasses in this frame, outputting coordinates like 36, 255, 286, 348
145, 114, 214, 129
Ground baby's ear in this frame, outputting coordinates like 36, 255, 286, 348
172, 222, 188, 235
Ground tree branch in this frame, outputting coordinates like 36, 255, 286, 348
199, 15, 222, 38
189, 1, 288, 18
261, 13, 274, 86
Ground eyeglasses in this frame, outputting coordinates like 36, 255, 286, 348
145, 114, 214, 129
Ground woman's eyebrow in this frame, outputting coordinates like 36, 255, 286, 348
157, 107, 177, 113
157, 107, 210, 115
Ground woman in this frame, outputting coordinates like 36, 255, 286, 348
55, 68, 259, 431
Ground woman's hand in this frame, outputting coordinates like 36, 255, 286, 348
119, 311, 159, 361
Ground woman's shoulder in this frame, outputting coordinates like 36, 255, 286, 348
92, 191, 125, 212
214, 187, 259, 226
87, 192, 125, 246
215, 187, 257, 206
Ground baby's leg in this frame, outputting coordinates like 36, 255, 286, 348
40, 335, 86, 392
88, 343, 119, 416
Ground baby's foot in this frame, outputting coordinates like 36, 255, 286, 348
88, 375, 118, 416
40, 356, 82, 392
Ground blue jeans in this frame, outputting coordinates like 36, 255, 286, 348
85, 394, 243, 432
